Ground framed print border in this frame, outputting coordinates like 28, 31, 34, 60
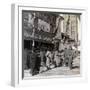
11, 4, 87, 87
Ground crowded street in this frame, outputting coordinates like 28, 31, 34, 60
24, 54, 80, 77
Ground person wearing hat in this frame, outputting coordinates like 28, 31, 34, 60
64, 42, 73, 69
29, 47, 37, 76
45, 48, 52, 70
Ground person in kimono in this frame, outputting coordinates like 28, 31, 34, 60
45, 49, 52, 70
64, 43, 73, 69
54, 50, 60, 67
29, 48, 37, 76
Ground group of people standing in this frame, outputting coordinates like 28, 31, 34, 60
26, 40, 76, 76
40, 49, 62, 70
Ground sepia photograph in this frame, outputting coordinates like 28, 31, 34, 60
22, 10, 81, 79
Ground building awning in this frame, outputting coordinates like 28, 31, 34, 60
24, 36, 53, 44
24, 28, 55, 43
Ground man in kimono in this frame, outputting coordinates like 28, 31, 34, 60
30, 48, 37, 76
54, 50, 61, 67
64, 43, 73, 69
45, 49, 52, 70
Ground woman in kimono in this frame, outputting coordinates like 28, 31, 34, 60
45, 49, 52, 70
54, 50, 60, 67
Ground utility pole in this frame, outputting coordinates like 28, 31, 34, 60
32, 13, 36, 52
66, 15, 70, 36
76, 15, 78, 42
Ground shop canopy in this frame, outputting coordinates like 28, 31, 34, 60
24, 28, 55, 43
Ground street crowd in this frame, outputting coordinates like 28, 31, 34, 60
25, 40, 79, 76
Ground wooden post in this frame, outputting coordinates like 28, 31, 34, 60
32, 13, 36, 52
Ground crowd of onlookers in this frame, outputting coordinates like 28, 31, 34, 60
24, 41, 80, 76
